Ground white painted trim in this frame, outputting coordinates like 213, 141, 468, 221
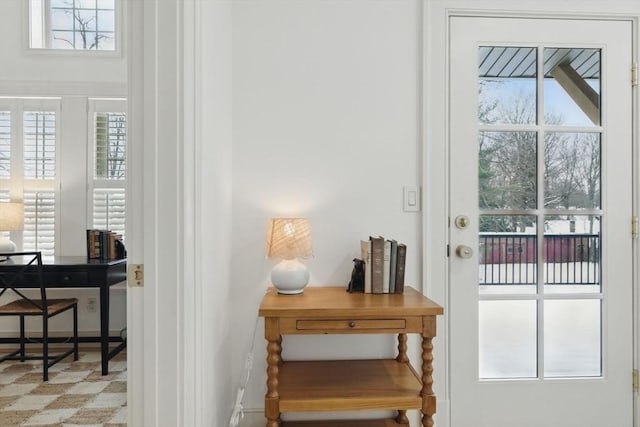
125, 0, 145, 426
423, 0, 451, 414
0, 81, 126, 98
190, 0, 204, 425
631, 15, 640, 427
127, 0, 200, 425
181, 0, 198, 425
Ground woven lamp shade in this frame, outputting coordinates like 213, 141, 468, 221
266, 218, 313, 260
0, 203, 24, 231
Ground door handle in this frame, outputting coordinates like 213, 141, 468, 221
455, 245, 473, 259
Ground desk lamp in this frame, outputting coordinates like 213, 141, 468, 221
0, 202, 23, 253
266, 218, 313, 294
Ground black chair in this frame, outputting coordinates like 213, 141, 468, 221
0, 251, 78, 381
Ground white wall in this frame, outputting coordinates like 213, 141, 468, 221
199, 1, 234, 426
232, 0, 424, 422
0, 0, 127, 337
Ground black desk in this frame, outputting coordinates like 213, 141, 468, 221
0, 256, 127, 375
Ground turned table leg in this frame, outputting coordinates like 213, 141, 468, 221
421, 317, 437, 427
396, 409, 410, 425
396, 333, 409, 363
265, 318, 282, 427
396, 333, 410, 425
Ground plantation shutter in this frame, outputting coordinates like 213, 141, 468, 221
23, 190, 56, 256
0, 111, 10, 179
23, 111, 56, 180
22, 108, 57, 255
95, 112, 126, 180
92, 188, 125, 238
0, 190, 9, 240
91, 107, 126, 242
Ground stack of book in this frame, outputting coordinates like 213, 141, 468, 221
86, 229, 123, 260
360, 236, 407, 294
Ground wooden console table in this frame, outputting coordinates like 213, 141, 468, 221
258, 286, 444, 427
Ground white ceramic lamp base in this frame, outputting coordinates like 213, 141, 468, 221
0, 237, 16, 253
271, 258, 309, 294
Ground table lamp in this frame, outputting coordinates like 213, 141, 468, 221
266, 218, 313, 294
0, 202, 23, 253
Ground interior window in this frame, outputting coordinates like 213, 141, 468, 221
89, 100, 126, 241
0, 100, 60, 256
29, 0, 116, 51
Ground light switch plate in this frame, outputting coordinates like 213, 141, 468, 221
403, 186, 420, 212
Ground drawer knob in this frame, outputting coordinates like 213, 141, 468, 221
348, 321, 356, 328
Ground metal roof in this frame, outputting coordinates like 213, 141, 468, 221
479, 47, 600, 79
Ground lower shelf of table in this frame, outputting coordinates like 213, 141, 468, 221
277, 359, 423, 412
282, 419, 407, 427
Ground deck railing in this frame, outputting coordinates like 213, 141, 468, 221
479, 233, 599, 285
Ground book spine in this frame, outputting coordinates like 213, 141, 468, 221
86, 229, 92, 259
361, 240, 372, 294
389, 240, 397, 294
88, 229, 101, 259
100, 231, 108, 260
395, 243, 407, 294
370, 236, 384, 294
108, 232, 117, 260
382, 240, 391, 293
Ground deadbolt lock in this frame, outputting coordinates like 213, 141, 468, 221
455, 215, 470, 229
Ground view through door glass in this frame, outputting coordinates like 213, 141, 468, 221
478, 46, 602, 379
448, 17, 633, 427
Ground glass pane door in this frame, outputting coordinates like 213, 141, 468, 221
448, 16, 633, 427
477, 45, 603, 380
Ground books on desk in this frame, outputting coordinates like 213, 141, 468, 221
359, 236, 407, 294
87, 229, 126, 260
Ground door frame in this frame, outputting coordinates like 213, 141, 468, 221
423, 2, 640, 426
126, 0, 200, 425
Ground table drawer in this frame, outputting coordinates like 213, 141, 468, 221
50, 271, 89, 286
297, 319, 406, 332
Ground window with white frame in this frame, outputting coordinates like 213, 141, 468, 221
0, 99, 60, 256
29, 0, 117, 51
89, 99, 126, 241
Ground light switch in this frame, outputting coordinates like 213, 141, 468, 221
408, 191, 417, 206
403, 186, 420, 212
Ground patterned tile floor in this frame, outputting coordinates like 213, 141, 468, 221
0, 349, 126, 427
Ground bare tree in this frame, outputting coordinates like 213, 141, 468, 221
478, 83, 600, 232
53, 1, 111, 50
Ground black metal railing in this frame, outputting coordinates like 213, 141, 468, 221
479, 233, 599, 285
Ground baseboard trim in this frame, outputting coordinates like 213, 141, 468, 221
236, 409, 262, 427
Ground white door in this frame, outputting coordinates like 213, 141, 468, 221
449, 17, 634, 427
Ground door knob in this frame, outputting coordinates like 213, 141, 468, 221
455, 245, 473, 259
